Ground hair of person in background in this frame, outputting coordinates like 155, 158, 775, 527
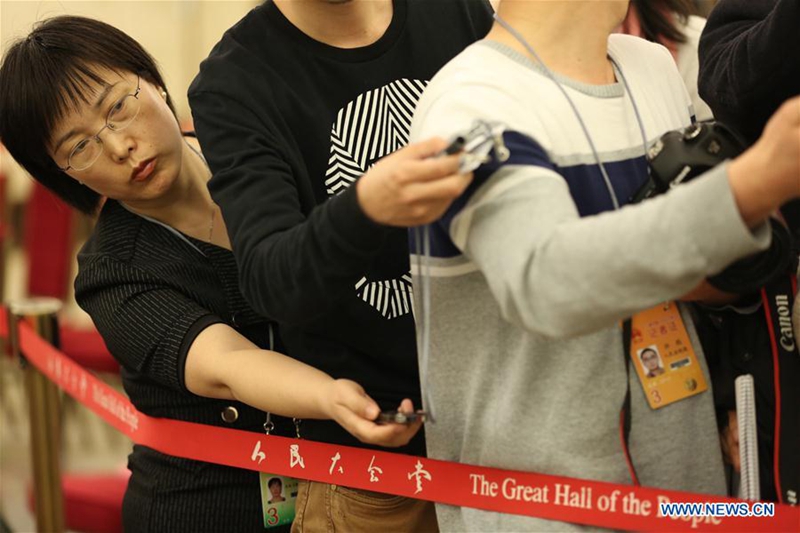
632, 0, 698, 45
0, 16, 177, 215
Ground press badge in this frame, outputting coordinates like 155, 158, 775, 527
259, 473, 298, 528
629, 302, 707, 409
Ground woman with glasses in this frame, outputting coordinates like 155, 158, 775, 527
0, 16, 420, 532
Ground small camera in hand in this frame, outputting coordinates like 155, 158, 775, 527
376, 410, 429, 425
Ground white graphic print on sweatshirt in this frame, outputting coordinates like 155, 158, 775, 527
326, 79, 427, 319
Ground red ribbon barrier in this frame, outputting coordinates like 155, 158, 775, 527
2, 307, 798, 531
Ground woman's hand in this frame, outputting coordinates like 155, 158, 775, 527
185, 326, 421, 446
324, 379, 422, 447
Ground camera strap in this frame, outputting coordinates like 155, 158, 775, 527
621, 318, 640, 485
759, 274, 800, 505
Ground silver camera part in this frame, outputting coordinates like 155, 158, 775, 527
454, 120, 510, 174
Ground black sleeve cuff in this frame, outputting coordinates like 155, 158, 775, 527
177, 314, 226, 394
328, 184, 392, 254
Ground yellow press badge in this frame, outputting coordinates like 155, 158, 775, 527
629, 302, 707, 409
259, 473, 298, 528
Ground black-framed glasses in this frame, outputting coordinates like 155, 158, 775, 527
58, 75, 142, 172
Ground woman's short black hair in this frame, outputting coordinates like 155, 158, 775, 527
268, 477, 282, 489
633, 0, 698, 46
0, 16, 176, 214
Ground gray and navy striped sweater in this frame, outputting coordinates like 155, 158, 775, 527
409, 36, 770, 532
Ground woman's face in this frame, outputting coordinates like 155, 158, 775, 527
48, 66, 184, 204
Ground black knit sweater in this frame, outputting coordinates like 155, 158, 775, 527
76, 200, 292, 532
189, 0, 493, 455
698, 0, 800, 145
698, 0, 800, 237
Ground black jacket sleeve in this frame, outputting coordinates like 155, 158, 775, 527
189, 91, 392, 326
698, 0, 800, 143
75, 255, 223, 392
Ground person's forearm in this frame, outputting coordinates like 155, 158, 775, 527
680, 280, 740, 305
217, 348, 335, 420
191, 91, 390, 325
184, 323, 416, 447
231, 187, 390, 325
459, 164, 768, 338
727, 145, 789, 228
726, 97, 800, 226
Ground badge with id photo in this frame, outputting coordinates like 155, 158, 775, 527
629, 302, 707, 409
259, 473, 298, 528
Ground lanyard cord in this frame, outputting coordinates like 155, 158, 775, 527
417, 15, 655, 426
492, 13, 651, 209
490, 13, 655, 484
416, 224, 436, 422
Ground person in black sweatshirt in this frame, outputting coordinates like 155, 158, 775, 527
698, 0, 800, 276
697, 0, 800, 505
189, 1, 493, 530
698, 0, 799, 145
0, 16, 422, 532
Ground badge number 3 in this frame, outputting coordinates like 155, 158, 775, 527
259, 473, 298, 528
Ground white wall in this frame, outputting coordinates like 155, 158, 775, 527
0, 0, 258, 123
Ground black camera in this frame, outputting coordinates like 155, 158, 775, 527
376, 410, 429, 425
632, 122, 794, 294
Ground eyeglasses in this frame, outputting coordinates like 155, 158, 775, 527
57, 76, 142, 172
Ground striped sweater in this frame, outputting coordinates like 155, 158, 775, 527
409, 36, 769, 531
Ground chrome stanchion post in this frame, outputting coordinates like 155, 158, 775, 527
9, 298, 65, 533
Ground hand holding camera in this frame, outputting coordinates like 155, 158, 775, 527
325, 380, 422, 447
636, 97, 800, 295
